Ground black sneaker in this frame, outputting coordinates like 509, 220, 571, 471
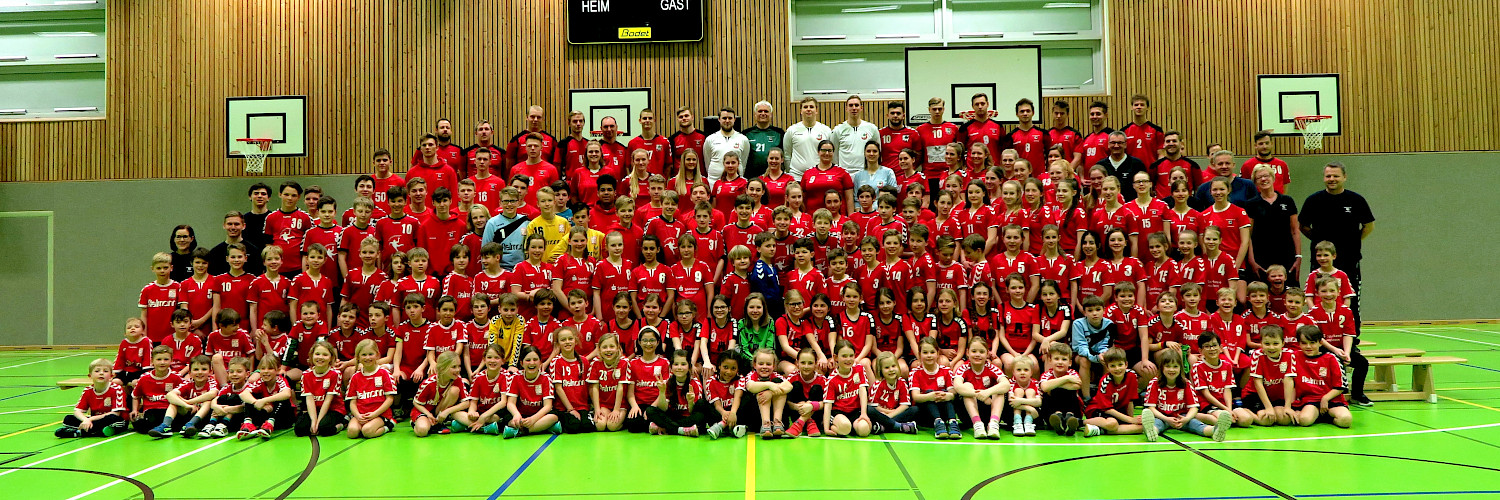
1352, 396, 1374, 407
54, 426, 81, 438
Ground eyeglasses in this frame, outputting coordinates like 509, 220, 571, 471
787, 301, 804, 306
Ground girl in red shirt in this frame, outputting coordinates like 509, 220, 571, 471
999, 275, 1040, 376
465, 344, 512, 435
604, 294, 639, 358
872, 288, 907, 375
1103, 228, 1146, 302
928, 288, 967, 366
548, 327, 593, 434
588, 333, 631, 432
624, 327, 668, 433
1037, 280, 1073, 353
503, 345, 561, 438
1070, 231, 1110, 312
822, 339, 872, 437
868, 352, 919, 434
699, 295, 736, 370
644, 349, 709, 436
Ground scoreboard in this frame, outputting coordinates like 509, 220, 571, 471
568, 0, 704, 44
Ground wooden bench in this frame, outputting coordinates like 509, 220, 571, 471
57, 377, 91, 389
1364, 356, 1468, 403
1362, 348, 1427, 391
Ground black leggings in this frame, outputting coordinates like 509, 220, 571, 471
63, 414, 124, 436
867, 405, 917, 433
248, 401, 293, 429
1041, 390, 1082, 420
1348, 345, 1369, 400
131, 408, 180, 434
644, 401, 716, 435
914, 401, 956, 426
294, 410, 348, 437
726, 392, 766, 426
553, 409, 595, 434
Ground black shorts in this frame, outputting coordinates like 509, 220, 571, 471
1124, 349, 1142, 368
1298, 401, 1347, 412
116, 369, 148, 385
1241, 396, 1264, 413
830, 408, 863, 422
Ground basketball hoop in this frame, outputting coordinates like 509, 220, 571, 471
589, 130, 603, 140
1293, 115, 1331, 150
233, 138, 273, 173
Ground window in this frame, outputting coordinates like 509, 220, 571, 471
0, 1, 107, 121
789, 0, 1107, 100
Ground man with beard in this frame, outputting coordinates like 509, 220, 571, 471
879, 102, 918, 172
1148, 130, 1199, 199
410, 118, 466, 178
461, 120, 504, 183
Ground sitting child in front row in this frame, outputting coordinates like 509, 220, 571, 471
158, 355, 219, 438
1081, 348, 1142, 437
1235, 325, 1297, 427
1293, 326, 1354, 428
1039, 343, 1084, 436
1007, 356, 1041, 437
1141, 348, 1231, 442
56, 359, 129, 438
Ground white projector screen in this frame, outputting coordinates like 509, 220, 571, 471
904, 46, 1042, 126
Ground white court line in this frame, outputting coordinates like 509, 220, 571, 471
841, 421, 1500, 447
64, 438, 233, 500
0, 404, 69, 416
1389, 328, 1500, 348
1455, 327, 1500, 337
0, 433, 130, 478
0, 353, 87, 370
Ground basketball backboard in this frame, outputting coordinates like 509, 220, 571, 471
1257, 74, 1341, 137
226, 95, 307, 157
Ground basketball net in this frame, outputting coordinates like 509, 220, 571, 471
1293, 116, 1330, 150
235, 138, 273, 173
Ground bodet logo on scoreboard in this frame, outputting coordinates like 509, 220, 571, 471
619, 27, 652, 39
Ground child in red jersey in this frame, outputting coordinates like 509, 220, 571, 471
1107, 282, 1154, 382
668, 301, 706, 378
588, 334, 631, 432
954, 337, 1009, 439
834, 285, 877, 369
592, 232, 634, 323
702, 354, 754, 439
1069, 231, 1111, 312
248, 246, 291, 333
697, 295, 736, 370
140, 252, 180, 343
412, 351, 473, 437
1240, 282, 1279, 353
114, 318, 152, 388
870, 289, 908, 375
1142, 233, 1178, 312
162, 355, 218, 438
266, 181, 312, 276
205, 310, 253, 387
901, 287, 933, 358
1146, 292, 1180, 365
505, 345, 563, 438
555, 228, 595, 302
624, 327, 669, 433
296, 341, 347, 437
1081, 348, 1142, 437
391, 294, 432, 418
338, 197, 380, 277
786, 238, 826, 313
423, 297, 469, 379
1307, 241, 1356, 309
548, 327, 594, 433
782, 348, 825, 437
131, 346, 181, 437
163, 310, 204, 376
1198, 227, 1239, 303
1311, 277, 1363, 393
858, 237, 886, 312
1293, 326, 1353, 428
988, 225, 1036, 301
906, 225, 937, 300
908, 338, 960, 439
602, 294, 639, 358
673, 234, 714, 319
211, 243, 256, 330
444, 245, 474, 320
645, 349, 711, 437
1207, 289, 1251, 374
636, 293, 671, 352
823, 339, 874, 437
364, 302, 398, 370
1174, 283, 1211, 359
328, 304, 364, 370
285, 301, 327, 380
774, 290, 823, 375
202, 356, 253, 438
1006, 356, 1042, 437
929, 288, 968, 366
396, 248, 443, 322
1039, 343, 1085, 436
56, 359, 128, 438
1036, 280, 1073, 353
305, 199, 344, 297
1141, 348, 1229, 442
561, 290, 602, 360
631, 236, 675, 319
1238, 326, 1297, 427
345, 339, 396, 438
472, 243, 509, 306
1281, 288, 1314, 347
1191, 332, 1247, 428
180, 249, 215, 334
465, 344, 514, 435
236, 356, 294, 440
869, 353, 920, 434
999, 275, 1040, 376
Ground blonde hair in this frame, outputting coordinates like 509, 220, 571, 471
435, 351, 461, 386
152, 252, 172, 266
88, 358, 112, 374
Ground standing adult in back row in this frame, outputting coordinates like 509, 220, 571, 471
831, 95, 880, 174
1300, 162, 1374, 318
783, 97, 832, 179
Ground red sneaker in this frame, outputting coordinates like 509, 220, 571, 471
236, 422, 257, 441
257, 422, 274, 439
805, 420, 822, 437
785, 419, 804, 437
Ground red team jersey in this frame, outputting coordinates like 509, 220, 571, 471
916, 122, 960, 179
880, 126, 920, 171
907, 364, 953, 395
588, 358, 632, 410
77, 381, 128, 417
1079, 128, 1113, 167
824, 364, 870, 413
627, 356, 670, 405
301, 367, 345, 411
1085, 370, 1140, 417
138, 281, 180, 342
1121, 122, 1164, 165
1144, 377, 1199, 417
1309, 305, 1357, 348
132, 371, 183, 410
869, 378, 911, 410
265, 209, 312, 273
1245, 349, 1297, 402
205, 328, 254, 360
954, 362, 1007, 392
114, 336, 153, 373
1191, 357, 1237, 409
1294, 351, 1346, 406
470, 369, 509, 413
1009, 126, 1049, 171
508, 372, 555, 418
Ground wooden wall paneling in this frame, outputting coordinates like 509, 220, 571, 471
2, 0, 1499, 183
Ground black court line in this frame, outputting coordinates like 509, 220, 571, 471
0, 388, 54, 402
960, 450, 1183, 499
245, 433, 340, 499
882, 436, 926, 500
1368, 408, 1500, 451
1162, 435, 1296, 500
0, 452, 36, 466
0, 466, 154, 499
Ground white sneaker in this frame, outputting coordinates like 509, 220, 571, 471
1212, 410, 1232, 442
1142, 411, 1158, 442
732, 425, 747, 438
972, 422, 987, 439
986, 420, 1000, 439
1025, 422, 1037, 436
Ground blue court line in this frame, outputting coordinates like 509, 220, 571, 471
1130, 491, 1500, 500
487, 433, 558, 499
1461, 364, 1500, 374
0, 389, 52, 402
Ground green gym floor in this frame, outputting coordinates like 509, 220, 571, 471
3, 325, 1500, 500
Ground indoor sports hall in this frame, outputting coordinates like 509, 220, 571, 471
2, 1, 1498, 499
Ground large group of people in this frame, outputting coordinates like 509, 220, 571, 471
61, 93, 1375, 445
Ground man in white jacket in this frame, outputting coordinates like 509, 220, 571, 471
831, 95, 881, 175
781, 97, 832, 179
704, 107, 750, 184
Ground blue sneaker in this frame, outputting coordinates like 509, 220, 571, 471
502, 425, 519, 439
481, 422, 500, 435
548, 422, 563, 435
946, 419, 963, 439
179, 423, 199, 438
147, 423, 173, 438
933, 419, 948, 439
